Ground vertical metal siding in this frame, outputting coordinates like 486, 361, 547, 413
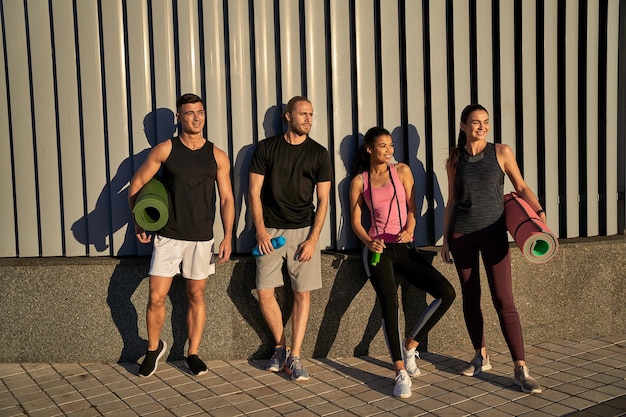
0, 1, 14, 256
606, 0, 620, 236
428, 0, 450, 245
330, 0, 353, 251
543, 0, 561, 237
305, 0, 331, 249
0, 0, 623, 258
586, 0, 600, 237
227, 0, 254, 253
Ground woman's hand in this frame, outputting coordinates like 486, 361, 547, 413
396, 230, 413, 244
441, 241, 454, 264
368, 238, 386, 253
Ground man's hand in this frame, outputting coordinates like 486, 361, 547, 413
255, 230, 274, 256
295, 239, 316, 262
217, 239, 232, 264
134, 222, 152, 243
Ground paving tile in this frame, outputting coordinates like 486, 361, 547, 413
28, 407, 66, 417
452, 398, 491, 415
222, 391, 255, 406
270, 402, 304, 415
347, 403, 386, 416
94, 400, 132, 415
280, 408, 318, 416
498, 402, 535, 416
571, 377, 608, 390
249, 409, 286, 417
425, 405, 468, 416
204, 406, 243, 417
166, 402, 204, 416
130, 401, 167, 415
555, 395, 597, 411
293, 394, 328, 409
195, 395, 230, 411
19, 396, 58, 413
538, 402, 578, 416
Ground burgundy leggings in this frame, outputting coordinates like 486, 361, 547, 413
450, 232, 525, 361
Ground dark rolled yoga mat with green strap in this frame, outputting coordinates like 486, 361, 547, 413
133, 178, 169, 231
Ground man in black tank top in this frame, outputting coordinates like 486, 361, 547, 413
129, 94, 234, 378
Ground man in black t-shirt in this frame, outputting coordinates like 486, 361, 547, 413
249, 96, 333, 381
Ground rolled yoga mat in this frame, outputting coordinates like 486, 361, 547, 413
503, 192, 558, 264
133, 178, 169, 231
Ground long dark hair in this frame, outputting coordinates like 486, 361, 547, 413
446, 104, 488, 170
352, 126, 391, 175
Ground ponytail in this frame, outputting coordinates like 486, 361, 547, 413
352, 145, 370, 175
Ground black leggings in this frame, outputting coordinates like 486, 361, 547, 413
366, 243, 456, 362
449, 232, 525, 361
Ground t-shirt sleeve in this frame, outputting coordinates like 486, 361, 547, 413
316, 147, 334, 183
249, 141, 266, 175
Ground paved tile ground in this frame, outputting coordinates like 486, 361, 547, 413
0, 334, 624, 416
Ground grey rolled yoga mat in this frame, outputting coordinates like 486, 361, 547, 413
133, 178, 169, 231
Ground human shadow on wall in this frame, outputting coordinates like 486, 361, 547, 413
70, 107, 175, 255
227, 104, 294, 360
400, 124, 445, 246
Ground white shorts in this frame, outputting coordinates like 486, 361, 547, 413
149, 235, 215, 280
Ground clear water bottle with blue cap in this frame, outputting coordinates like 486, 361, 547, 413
252, 236, 286, 256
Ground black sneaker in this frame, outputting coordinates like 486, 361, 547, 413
186, 354, 209, 376
138, 340, 167, 377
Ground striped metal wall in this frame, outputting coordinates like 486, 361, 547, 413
0, 0, 624, 257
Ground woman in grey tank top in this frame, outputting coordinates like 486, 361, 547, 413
442, 104, 546, 394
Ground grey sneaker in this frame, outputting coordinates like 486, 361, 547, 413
285, 355, 310, 381
461, 353, 492, 376
514, 365, 542, 394
393, 369, 412, 398
267, 346, 288, 372
403, 346, 421, 377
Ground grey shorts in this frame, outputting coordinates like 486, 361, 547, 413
149, 235, 215, 280
255, 227, 322, 292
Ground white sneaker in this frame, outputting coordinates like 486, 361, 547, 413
393, 369, 412, 398
403, 346, 421, 377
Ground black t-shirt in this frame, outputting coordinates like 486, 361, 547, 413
250, 134, 333, 228
159, 137, 217, 241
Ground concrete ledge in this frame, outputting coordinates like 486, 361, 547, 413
1, 235, 624, 363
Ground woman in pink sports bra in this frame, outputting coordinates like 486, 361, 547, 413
349, 127, 455, 399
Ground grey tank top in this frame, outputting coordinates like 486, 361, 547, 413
452, 142, 506, 236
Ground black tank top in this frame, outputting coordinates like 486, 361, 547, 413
452, 142, 506, 236
159, 137, 217, 241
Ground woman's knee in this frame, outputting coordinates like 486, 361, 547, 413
441, 284, 456, 307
